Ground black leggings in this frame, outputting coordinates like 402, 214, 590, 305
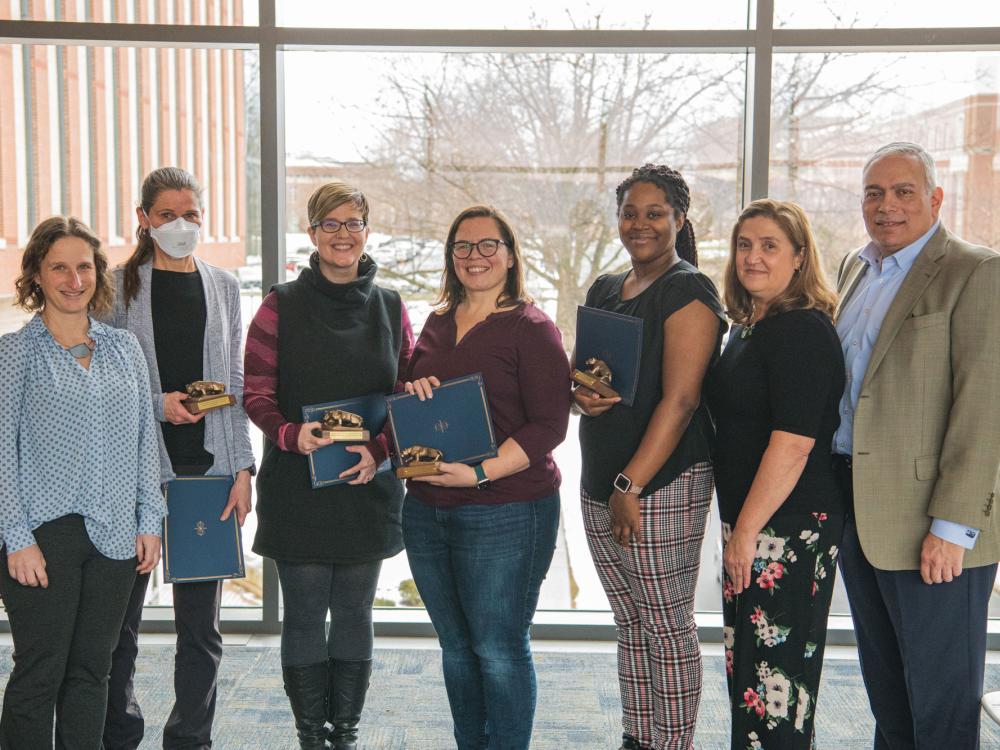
275, 559, 382, 666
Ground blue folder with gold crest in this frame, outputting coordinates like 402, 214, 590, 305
385, 373, 498, 467
302, 393, 392, 489
162, 476, 245, 584
573, 305, 643, 406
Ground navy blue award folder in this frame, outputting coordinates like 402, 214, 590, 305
162, 476, 245, 584
385, 373, 498, 468
302, 393, 392, 489
573, 305, 643, 407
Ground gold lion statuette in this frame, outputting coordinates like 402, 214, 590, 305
570, 357, 619, 400
396, 445, 444, 478
186, 380, 226, 398
182, 380, 235, 414
312, 409, 369, 442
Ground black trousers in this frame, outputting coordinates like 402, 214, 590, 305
835, 458, 995, 749
0, 515, 136, 750
103, 574, 223, 750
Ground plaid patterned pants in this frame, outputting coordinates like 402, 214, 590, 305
583, 462, 713, 750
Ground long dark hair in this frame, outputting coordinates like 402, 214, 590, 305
122, 167, 203, 305
615, 163, 698, 267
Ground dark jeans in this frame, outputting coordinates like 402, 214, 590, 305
275, 559, 382, 666
0, 515, 136, 750
402, 492, 560, 750
103, 574, 223, 750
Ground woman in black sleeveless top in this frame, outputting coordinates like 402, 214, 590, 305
244, 182, 414, 749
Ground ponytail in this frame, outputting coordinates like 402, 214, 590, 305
123, 166, 203, 306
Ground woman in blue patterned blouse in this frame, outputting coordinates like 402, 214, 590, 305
0, 217, 166, 749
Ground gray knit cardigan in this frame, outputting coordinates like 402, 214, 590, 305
106, 257, 256, 483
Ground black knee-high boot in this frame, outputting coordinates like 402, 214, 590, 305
282, 662, 329, 749
327, 658, 372, 750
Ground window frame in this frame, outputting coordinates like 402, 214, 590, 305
4, 0, 1000, 645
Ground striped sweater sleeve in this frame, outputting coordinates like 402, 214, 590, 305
243, 291, 302, 453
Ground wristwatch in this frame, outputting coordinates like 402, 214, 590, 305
474, 463, 492, 490
613, 472, 643, 496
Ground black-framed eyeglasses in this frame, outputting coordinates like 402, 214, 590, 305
450, 239, 506, 258
311, 218, 367, 233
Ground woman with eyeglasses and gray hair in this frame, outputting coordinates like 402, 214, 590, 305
402, 205, 571, 750
244, 181, 414, 749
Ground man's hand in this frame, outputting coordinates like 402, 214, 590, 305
920, 532, 965, 584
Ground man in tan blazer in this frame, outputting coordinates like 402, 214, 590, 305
833, 141, 1000, 749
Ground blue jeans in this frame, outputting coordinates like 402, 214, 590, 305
403, 492, 560, 750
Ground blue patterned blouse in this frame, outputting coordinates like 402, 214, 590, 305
0, 315, 166, 560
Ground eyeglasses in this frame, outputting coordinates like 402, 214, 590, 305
311, 218, 367, 233
450, 239, 506, 259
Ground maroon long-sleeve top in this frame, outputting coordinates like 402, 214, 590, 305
405, 302, 571, 508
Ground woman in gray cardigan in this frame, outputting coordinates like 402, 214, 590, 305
102, 167, 256, 750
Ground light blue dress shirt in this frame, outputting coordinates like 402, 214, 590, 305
834, 220, 978, 549
0, 315, 166, 560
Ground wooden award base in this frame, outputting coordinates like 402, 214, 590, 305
571, 369, 620, 399
396, 462, 442, 479
182, 393, 237, 414
312, 428, 370, 442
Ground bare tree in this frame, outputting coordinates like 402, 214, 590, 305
364, 48, 743, 343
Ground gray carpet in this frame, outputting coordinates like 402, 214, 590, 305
1, 646, 998, 748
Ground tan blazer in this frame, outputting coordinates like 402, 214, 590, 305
837, 225, 1000, 570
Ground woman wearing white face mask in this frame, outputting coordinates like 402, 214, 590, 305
102, 167, 256, 750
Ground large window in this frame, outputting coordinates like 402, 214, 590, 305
3, 2, 1000, 632
0, 37, 262, 614
284, 49, 745, 611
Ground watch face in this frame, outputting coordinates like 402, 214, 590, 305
613, 473, 631, 493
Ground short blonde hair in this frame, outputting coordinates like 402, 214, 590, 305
15, 216, 114, 317
723, 199, 837, 325
307, 181, 370, 227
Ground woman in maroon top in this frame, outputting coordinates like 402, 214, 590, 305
403, 205, 570, 750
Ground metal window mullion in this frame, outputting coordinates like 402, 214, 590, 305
257, 0, 282, 635
744, 0, 773, 202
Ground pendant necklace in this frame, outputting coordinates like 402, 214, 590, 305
65, 341, 95, 358
741, 306, 759, 339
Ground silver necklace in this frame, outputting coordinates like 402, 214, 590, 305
65, 341, 95, 358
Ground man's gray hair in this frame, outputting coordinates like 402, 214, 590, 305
864, 142, 938, 192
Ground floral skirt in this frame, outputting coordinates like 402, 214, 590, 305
721, 511, 845, 750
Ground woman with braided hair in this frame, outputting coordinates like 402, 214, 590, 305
575, 164, 727, 750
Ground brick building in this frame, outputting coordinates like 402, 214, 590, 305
0, 0, 247, 295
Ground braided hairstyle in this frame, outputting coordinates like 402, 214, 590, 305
615, 163, 698, 267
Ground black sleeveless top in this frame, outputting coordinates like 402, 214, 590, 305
253, 256, 405, 564
579, 261, 726, 502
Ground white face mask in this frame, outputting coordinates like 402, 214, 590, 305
146, 213, 200, 258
